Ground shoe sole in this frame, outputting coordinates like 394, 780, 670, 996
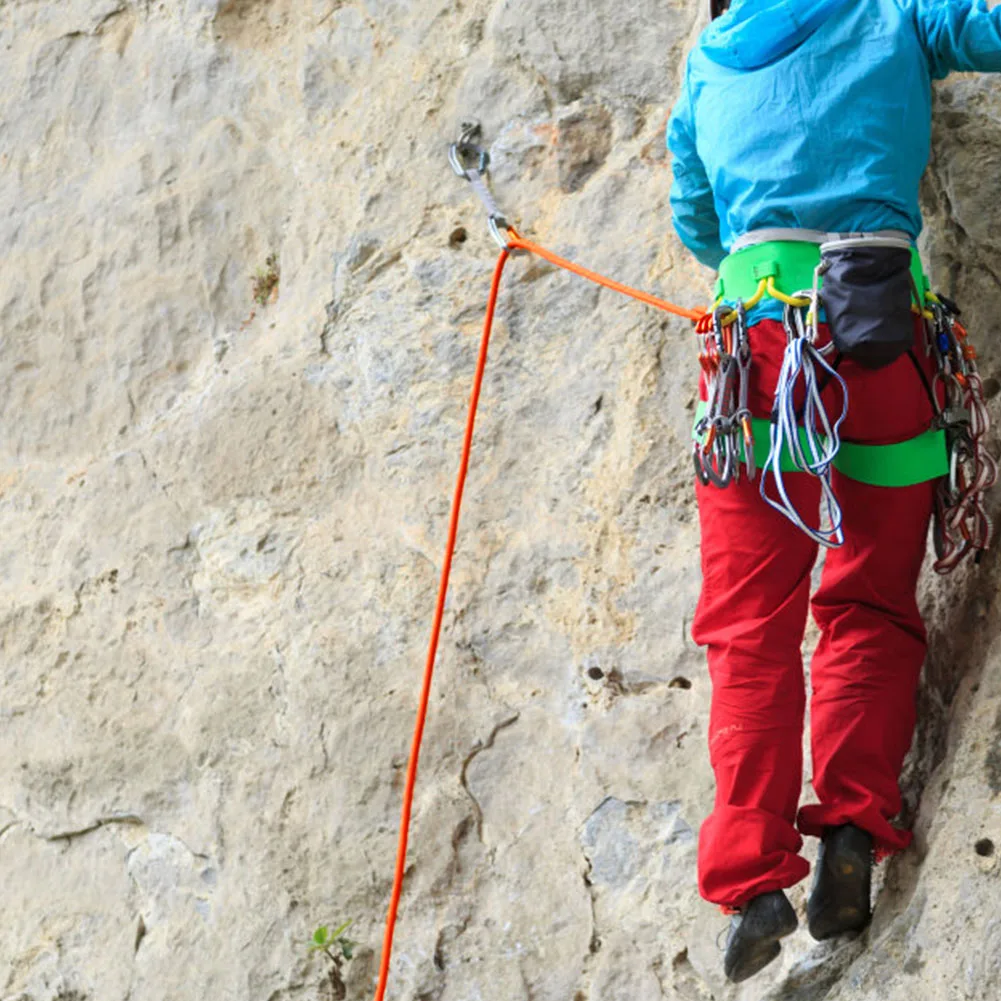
726, 938, 783, 984
808, 847, 871, 940
724, 911, 798, 984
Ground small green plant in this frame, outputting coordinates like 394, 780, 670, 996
251, 253, 280, 307
309, 920, 355, 999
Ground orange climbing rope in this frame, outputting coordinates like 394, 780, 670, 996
372, 246, 509, 1001
506, 230, 707, 322
372, 230, 701, 1001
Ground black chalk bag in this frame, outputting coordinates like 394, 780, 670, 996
819, 235, 916, 370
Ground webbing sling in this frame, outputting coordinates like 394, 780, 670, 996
692, 402, 948, 487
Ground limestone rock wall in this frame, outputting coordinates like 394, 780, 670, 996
1, 3, 1000, 1000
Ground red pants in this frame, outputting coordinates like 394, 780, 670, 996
693, 318, 937, 909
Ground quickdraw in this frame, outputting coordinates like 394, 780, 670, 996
693, 302, 755, 487
925, 295, 998, 573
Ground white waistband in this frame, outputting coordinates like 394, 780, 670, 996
730, 227, 913, 253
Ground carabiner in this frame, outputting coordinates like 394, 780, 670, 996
487, 213, 512, 252
735, 410, 756, 479
947, 435, 973, 502
693, 439, 711, 486
449, 122, 489, 180
702, 416, 735, 488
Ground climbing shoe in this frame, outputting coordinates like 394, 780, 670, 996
723, 890, 798, 983
807, 823, 873, 940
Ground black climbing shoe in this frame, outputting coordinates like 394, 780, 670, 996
807, 823, 873, 941
723, 890, 798, 983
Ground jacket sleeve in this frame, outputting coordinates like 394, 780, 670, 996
667, 72, 726, 270
910, 0, 1001, 79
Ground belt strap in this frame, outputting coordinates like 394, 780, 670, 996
730, 228, 912, 253
692, 403, 948, 487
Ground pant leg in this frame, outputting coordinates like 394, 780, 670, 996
693, 471, 820, 908
799, 321, 938, 855
798, 475, 933, 854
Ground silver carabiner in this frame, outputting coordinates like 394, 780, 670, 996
693, 439, 712, 486
449, 121, 489, 180
487, 213, 512, 252
948, 437, 966, 501
703, 416, 735, 488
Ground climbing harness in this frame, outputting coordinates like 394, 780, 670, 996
703, 230, 997, 559
372, 124, 997, 1000
715, 231, 929, 321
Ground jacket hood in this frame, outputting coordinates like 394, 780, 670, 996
700, 0, 853, 70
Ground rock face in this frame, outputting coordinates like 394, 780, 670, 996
1, 2, 1000, 1000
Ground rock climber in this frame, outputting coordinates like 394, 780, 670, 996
667, 0, 1001, 983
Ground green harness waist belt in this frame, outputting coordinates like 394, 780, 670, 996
715, 240, 930, 304
692, 402, 948, 487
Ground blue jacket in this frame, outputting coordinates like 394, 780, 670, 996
668, 0, 1001, 288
